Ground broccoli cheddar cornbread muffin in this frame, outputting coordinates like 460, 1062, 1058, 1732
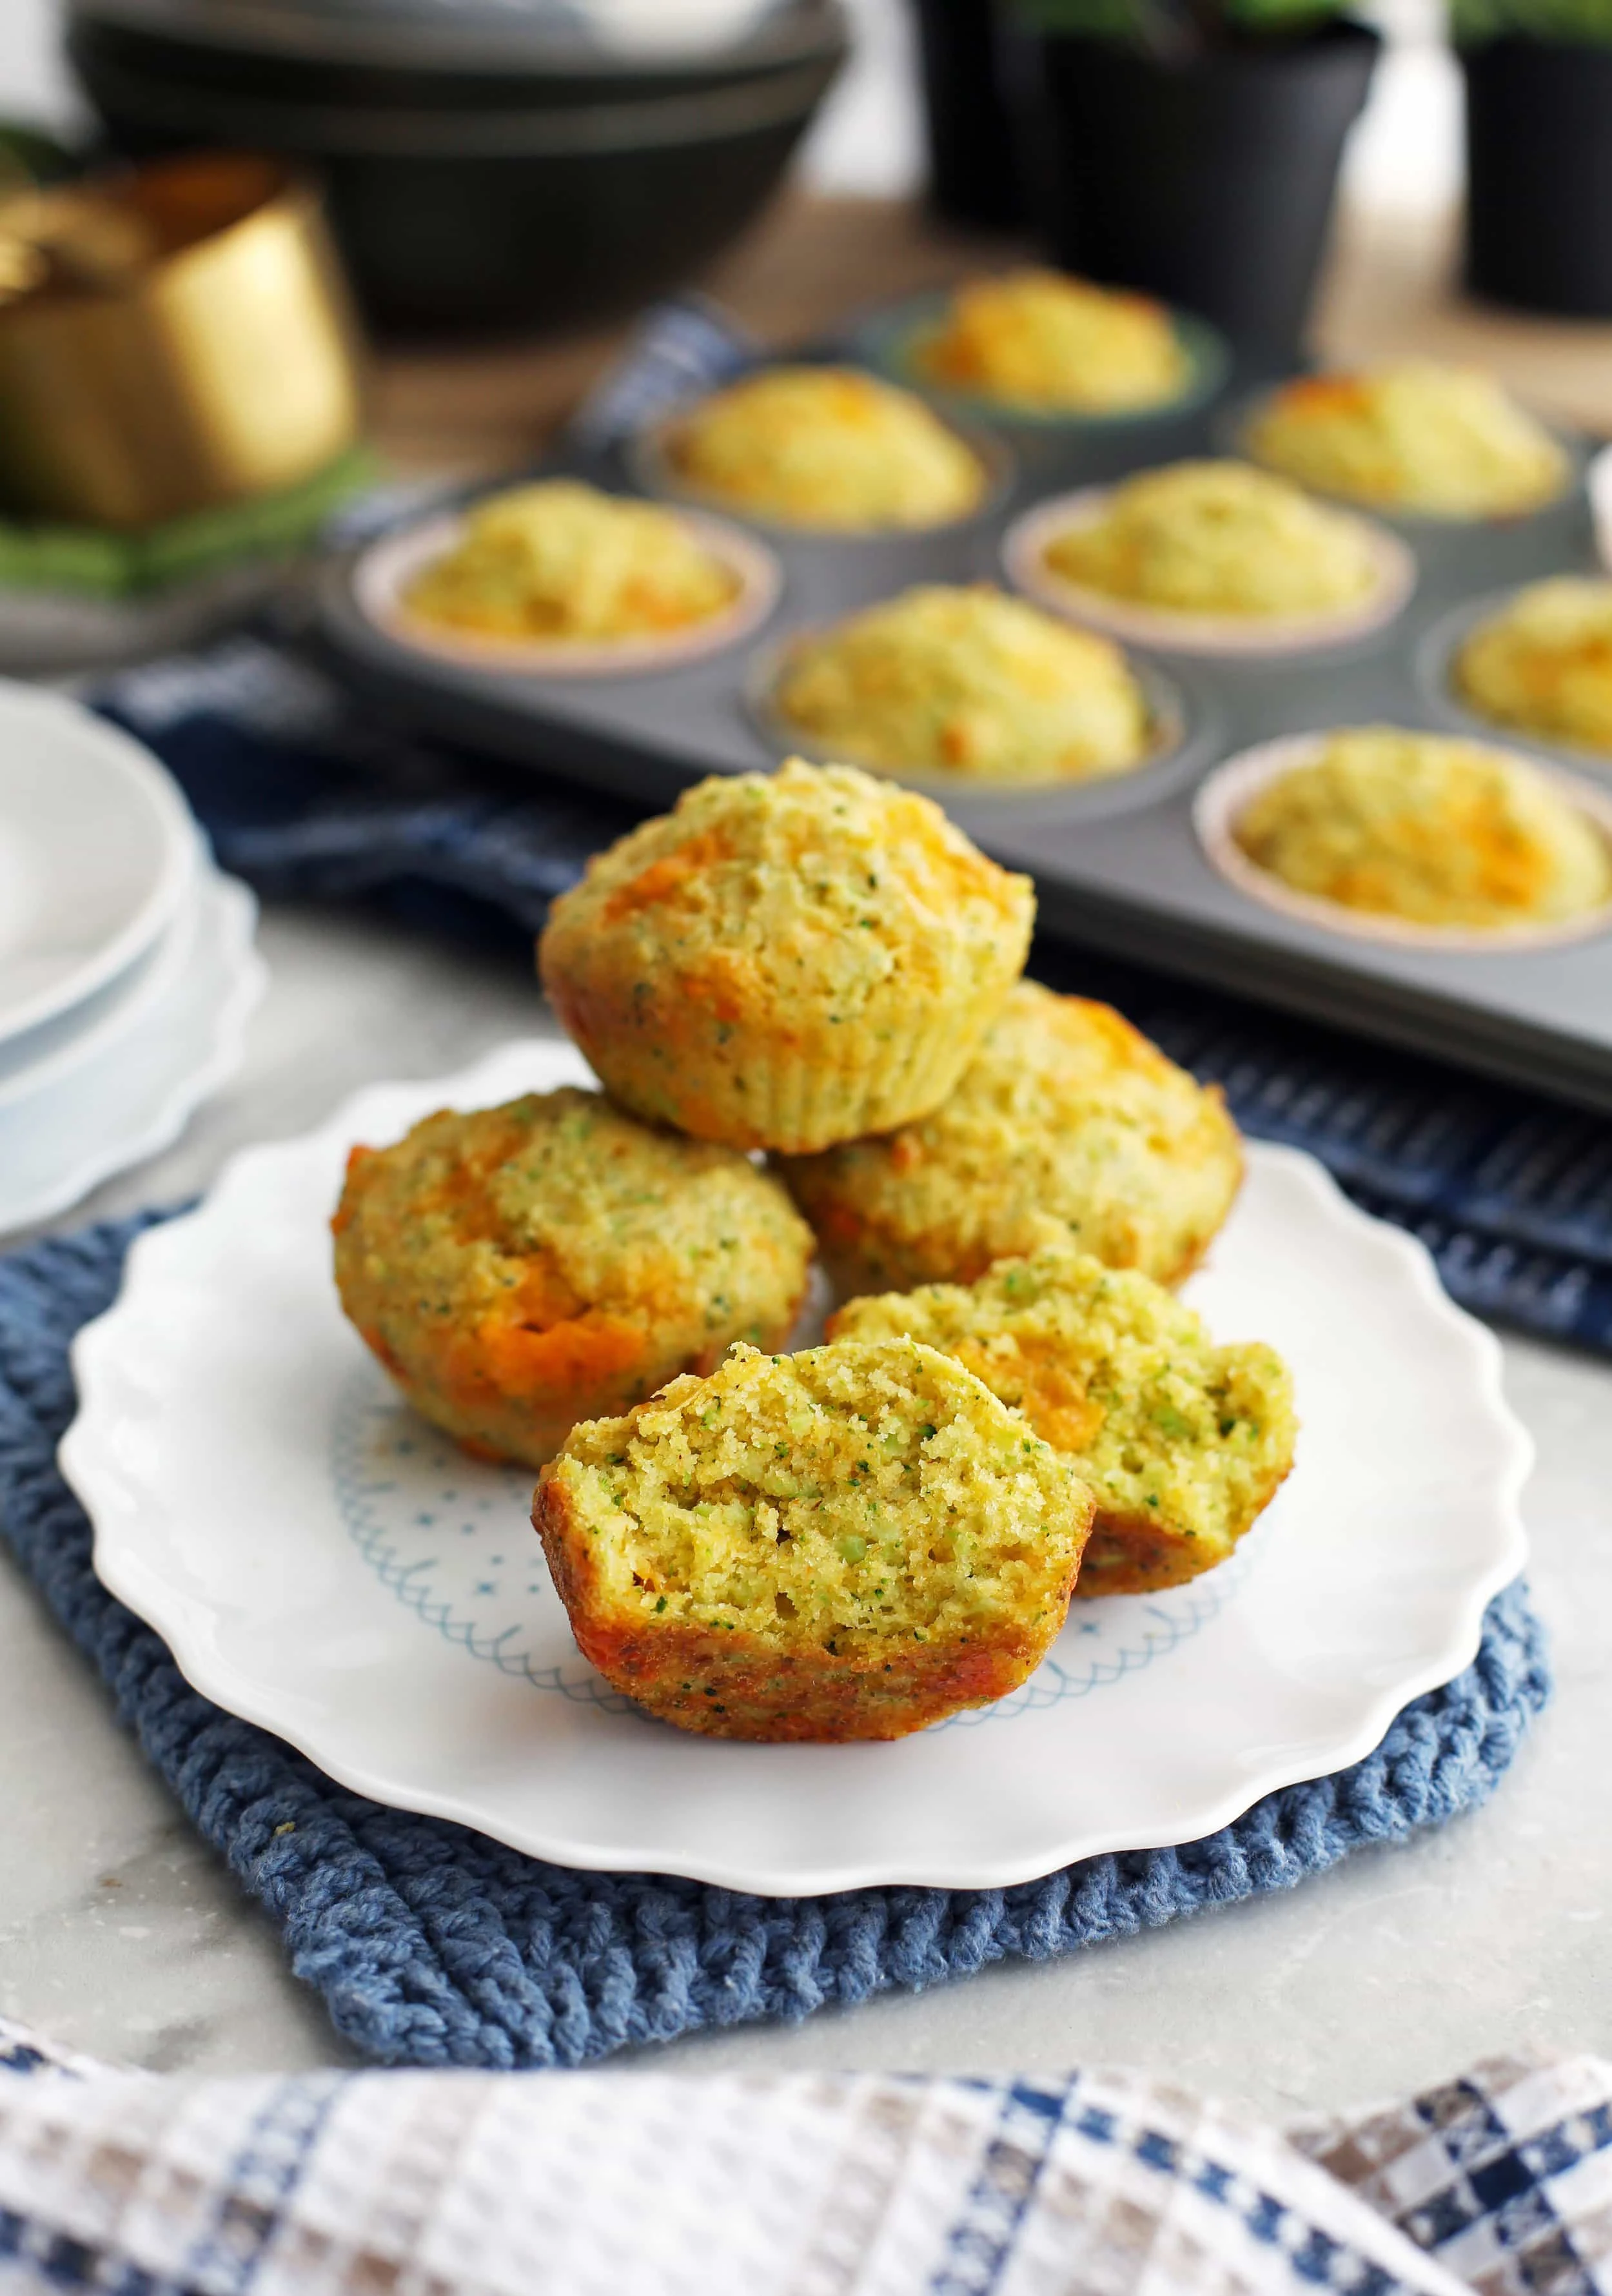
332, 1088, 813, 1467
1245, 362, 1569, 520
772, 585, 1154, 785
1453, 578, 1612, 757
919, 267, 1189, 416
539, 760, 1036, 1155
1230, 727, 1612, 933
403, 479, 740, 643
658, 366, 989, 532
781, 981, 1242, 1298
533, 1335, 1094, 1739
830, 1244, 1295, 1596
1042, 460, 1382, 618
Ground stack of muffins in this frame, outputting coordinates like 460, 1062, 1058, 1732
334, 759, 1295, 1742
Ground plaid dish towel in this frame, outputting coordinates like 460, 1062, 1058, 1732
1, 2023, 1607, 2296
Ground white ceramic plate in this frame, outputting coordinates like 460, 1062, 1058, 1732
1002, 486, 1417, 658
353, 507, 782, 677
0, 685, 197, 1050
1196, 732, 1612, 954
63, 1039, 1531, 1897
0, 861, 264, 1235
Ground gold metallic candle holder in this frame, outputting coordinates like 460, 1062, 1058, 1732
0, 152, 367, 531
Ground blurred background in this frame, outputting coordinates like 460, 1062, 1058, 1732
0, 0, 1604, 671
0, 0, 1464, 222
0, 0, 1469, 209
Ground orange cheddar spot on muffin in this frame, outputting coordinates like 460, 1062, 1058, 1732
478, 1312, 645, 1400
600, 829, 734, 924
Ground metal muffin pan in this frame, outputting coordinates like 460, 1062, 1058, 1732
313, 388, 1612, 1113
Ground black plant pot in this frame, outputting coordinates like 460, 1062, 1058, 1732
1024, 22, 1381, 358
908, 0, 1025, 230
1464, 37, 1612, 318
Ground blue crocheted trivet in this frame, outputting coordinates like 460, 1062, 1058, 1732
0, 1215, 1551, 2071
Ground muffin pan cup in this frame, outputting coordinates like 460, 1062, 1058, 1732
1194, 731, 1612, 954
1000, 485, 1418, 660
1415, 585, 1612, 778
314, 351, 1612, 1114
353, 504, 783, 678
1214, 384, 1593, 591
841, 290, 1234, 489
624, 398, 1019, 545
743, 623, 1215, 816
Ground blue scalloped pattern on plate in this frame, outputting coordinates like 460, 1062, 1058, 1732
331, 1366, 1255, 1729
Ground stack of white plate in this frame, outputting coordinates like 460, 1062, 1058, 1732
0, 683, 264, 1235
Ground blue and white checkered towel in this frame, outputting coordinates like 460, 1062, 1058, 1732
1, 2019, 1606, 2296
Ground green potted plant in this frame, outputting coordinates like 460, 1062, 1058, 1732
1456, 0, 1612, 315
1007, 0, 1381, 355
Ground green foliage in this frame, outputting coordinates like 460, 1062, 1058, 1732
1451, 0, 1612, 42
1013, 0, 1346, 43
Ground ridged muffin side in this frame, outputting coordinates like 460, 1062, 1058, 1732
781, 981, 1242, 1297
332, 1088, 813, 1467
533, 1336, 1094, 1740
829, 1244, 1295, 1596
538, 759, 1035, 1154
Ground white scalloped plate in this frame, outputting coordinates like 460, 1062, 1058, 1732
61, 1038, 1531, 1896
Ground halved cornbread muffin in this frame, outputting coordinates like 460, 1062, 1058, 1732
333, 1088, 813, 1467
829, 1244, 1295, 1596
534, 1335, 1094, 1740
781, 981, 1242, 1297
538, 759, 1036, 1155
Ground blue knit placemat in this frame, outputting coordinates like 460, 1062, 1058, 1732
0, 1212, 1549, 2070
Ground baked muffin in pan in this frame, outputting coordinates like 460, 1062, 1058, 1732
1243, 361, 1570, 521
